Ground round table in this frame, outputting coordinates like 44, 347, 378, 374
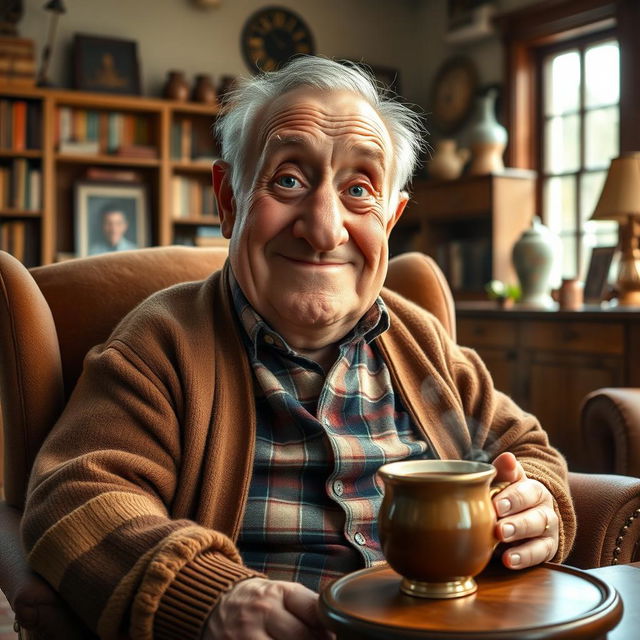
319, 563, 622, 639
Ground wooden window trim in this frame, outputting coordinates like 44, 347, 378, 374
496, 0, 619, 170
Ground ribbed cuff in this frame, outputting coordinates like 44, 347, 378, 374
153, 552, 265, 640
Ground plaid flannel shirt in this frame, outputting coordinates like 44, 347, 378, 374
231, 274, 432, 592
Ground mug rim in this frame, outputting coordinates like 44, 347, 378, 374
377, 459, 495, 483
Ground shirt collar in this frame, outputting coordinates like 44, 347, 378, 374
228, 268, 390, 358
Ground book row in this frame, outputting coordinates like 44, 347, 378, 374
0, 159, 42, 211
56, 107, 156, 156
171, 175, 217, 219
170, 118, 219, 163
0, 220, 38, 266
0, 99, 42, 151
433, 238, 492, 292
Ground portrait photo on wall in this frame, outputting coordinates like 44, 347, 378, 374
75, 181, 149, 258
72, 34, 141, 95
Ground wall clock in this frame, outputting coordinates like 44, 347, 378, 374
430, 56, 478, 135
241, 6, 315, 73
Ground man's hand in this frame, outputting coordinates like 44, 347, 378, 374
204, 577, 335, 640
492, 452, 559, 569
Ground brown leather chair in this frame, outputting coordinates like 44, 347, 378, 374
1, 247, 639, 639
581, 388, 640, 477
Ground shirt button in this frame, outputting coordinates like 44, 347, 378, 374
354, 532, 366, 546
264, 335, 275, 345
333, 480, 344, 496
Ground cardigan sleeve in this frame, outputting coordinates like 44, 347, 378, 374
449, 343, 576, 561
379, 292, 576, 563
21, 337, 262, 640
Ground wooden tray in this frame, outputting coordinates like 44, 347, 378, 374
320, 563, 622, 639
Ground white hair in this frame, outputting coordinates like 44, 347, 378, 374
215, 56, 425, 202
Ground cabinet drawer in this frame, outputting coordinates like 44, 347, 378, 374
457, 318, 518, 348
419, 180, 491, 219
521, 321, 624, 355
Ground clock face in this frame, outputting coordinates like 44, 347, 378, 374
241, 6, 315, 73
430, 57, 478, 135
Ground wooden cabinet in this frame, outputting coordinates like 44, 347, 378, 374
457, 304, 640, 471
0, 86, 225, 266
404, 171, 536, 300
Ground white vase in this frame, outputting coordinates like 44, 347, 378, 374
428, 139, 470, 181
512, 217, 558, 308
468, 89, 508, 175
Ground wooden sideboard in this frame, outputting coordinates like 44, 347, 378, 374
456, 303, 640, 471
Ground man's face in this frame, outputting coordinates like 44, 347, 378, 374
102, 211, 128, 247
221, 87, 407, 349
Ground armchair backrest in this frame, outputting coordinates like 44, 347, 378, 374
0, 247, 454, 509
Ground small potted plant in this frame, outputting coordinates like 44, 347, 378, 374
485, 280, 520, 309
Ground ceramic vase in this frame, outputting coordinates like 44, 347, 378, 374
192, 73, 217, 104
468, 89, 508, 175
512, 217, 558, 308
163, 71, 189, 101
428, 139, 470, 181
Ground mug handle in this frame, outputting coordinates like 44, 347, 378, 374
489, 481, 511, 500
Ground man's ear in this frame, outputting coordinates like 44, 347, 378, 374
386, 190, 410, 237
212, 160, 236, 239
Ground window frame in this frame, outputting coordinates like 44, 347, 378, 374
535, 28, 618, 275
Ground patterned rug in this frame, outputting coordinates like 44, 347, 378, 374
0, 590, 17, 639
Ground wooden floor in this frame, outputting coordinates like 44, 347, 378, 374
0, 590, 17, 639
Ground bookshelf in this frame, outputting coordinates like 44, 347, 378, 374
410, 170, 536, 300
0, 86, 226, 266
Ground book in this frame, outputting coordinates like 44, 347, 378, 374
85, 167, 142, 182
59, 140, 100, 155
12, 100, 27, 151
115, 144, 157, 158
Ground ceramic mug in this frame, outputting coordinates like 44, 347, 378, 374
377, 459, 508, 599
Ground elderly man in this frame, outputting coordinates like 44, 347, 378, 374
22, 57, 575, 640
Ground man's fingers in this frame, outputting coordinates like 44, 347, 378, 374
282, 584, 334, 640
498, 506, 558, 543
494, 478, 548, 517
501, 534, 557, 569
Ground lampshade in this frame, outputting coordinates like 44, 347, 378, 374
590, 152, 640, 222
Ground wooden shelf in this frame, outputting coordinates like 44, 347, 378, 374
0, 149, 42, 159
172, 217, 220, 226
1, 86, 224, 265
55, 153, 161, 167
0, 209, 41, 218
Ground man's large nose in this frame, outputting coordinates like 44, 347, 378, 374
292, 183, 349, 251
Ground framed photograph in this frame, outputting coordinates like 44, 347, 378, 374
583, 246, 616, 303
72, 34, 141, 95
74, 182, 149, 257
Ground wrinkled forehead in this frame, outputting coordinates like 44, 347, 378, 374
250, 87, 393, 165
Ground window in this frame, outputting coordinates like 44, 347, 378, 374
540, 36, 619, 279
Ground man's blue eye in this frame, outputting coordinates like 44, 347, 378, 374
277, 175, 300, 188
348, 185, 366, 197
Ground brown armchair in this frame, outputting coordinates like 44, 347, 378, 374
1, 247, 639, 639
581, 388, 640, 477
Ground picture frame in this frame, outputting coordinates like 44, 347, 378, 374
583, 246, 616, 304
72, 34, 141, 95
74, 181, 149, 258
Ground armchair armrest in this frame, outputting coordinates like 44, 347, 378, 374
0, 502, 94, 640
581, 388, 640, 476
566, 472, 640, 569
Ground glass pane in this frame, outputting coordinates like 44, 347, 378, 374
580, 171, 607, 222
544, 175, 576, 234
585, 107, 619, 170
544, 50, 580, 116
585, 41, 619, 107
544, 115, 579, 173
558, 233, 576, 279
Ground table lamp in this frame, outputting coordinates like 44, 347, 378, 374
36, 0, 66, 87
590, 152, 640, 306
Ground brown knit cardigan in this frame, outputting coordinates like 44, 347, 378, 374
22, 263, 576, 640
